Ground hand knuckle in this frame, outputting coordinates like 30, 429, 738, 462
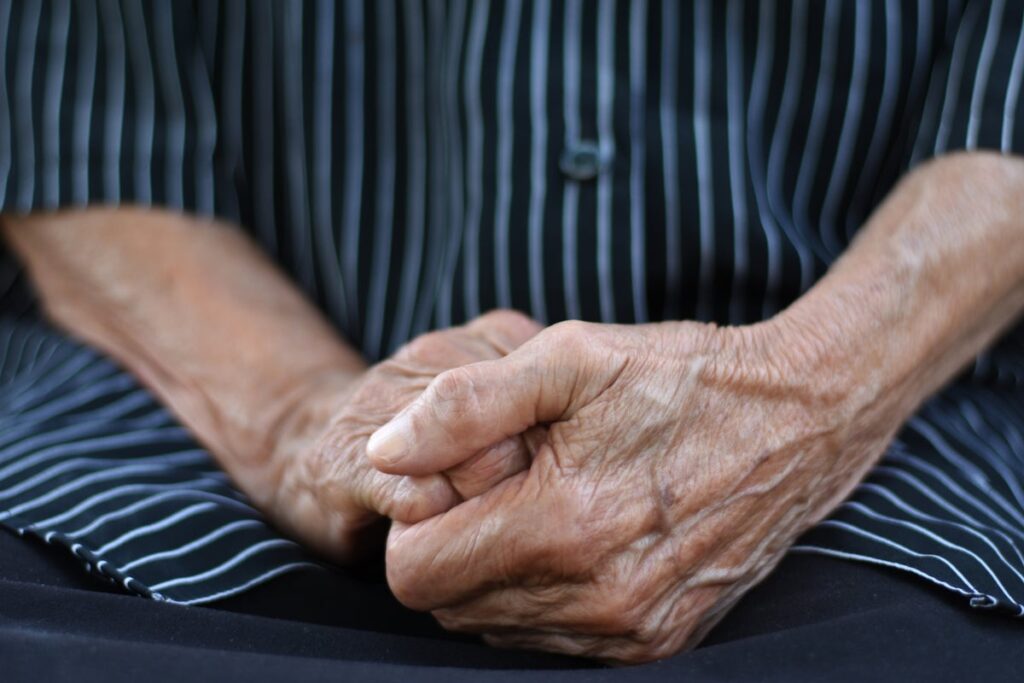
395, 330, 446, 361
430, 366, 476, 416
483, 308, 539, 332
550, 319, 590, 341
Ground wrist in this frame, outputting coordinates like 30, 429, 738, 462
245, 364, 364, 512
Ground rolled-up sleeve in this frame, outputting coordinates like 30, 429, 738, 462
0, 0, 228, 217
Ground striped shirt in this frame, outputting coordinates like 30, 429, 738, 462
1, 0, 1024, 613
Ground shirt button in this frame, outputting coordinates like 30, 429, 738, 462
559, 140, 610, 181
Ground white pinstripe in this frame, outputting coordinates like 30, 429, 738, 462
627, 0, 648, 324
122, 0, 155, 205
1002, 13, 1024, 152
791, 545, 978, 600
341, 0, 366, 332
388, 0, 427, 352
282, 1, 317, 297
493, 0, 523, 311
0, 0, 13, 205
41, 0, 70, 207
816, 519, 980, 594
875, 462, 1024, 566
5, 351, 115, 410
176, 561, 322, 605
859, 481, 1024, 588
596, 0, 616, 323
820, 0, 872, 257
96, 502, 218, 555
0, 459, 223, 521
66, 494, 215, 539
149, 538, 297, 591
844, 500, 1019, 604
188, 9, 217, 217
909, 417, 1024, 530
365, 0, 399, 358
967, 0, 1006, 149
0, 390, 164, 454
0, 427, 192, 481
845, 1, 904, 238
765, 0, 813, 282
13, 0, 42, 210
312, 0, 348, 330
71, 0, 98, 205
219, 0, 245, 223
121, 518, 266, 572
252, 0, 278, 254
886, 449, 1024, 545
435, 0, 469, 330
561, 0, 584, 321
96, 0, 124, 202
152, 0, 186, 209
6, 367, 130, 422
528, 0, 552, 324
660, 0, 681, 321
410, 0, 449, 339
724, 0, 749, 326
934, 1, 983, 154
461, 0, 490, 322
30, 480, 238, 529
0, 452, 209, 505
747, 0, 783, 318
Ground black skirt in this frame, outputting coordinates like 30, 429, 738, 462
2, 526, 1022, 682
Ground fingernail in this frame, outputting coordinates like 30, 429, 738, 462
367, 416, 411, 468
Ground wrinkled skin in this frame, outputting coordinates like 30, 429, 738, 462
267, 310, 544, 563
369, 319, 903, 663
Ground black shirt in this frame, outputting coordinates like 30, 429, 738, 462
1, 0, 1023, 614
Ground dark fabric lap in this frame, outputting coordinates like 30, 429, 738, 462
2, 527, 1022, 682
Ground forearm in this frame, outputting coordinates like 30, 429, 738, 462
0, 207, 366, 506
773, 151, 1024, 430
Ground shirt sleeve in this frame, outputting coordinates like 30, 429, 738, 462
0, 0, 229, 218
909, 0, 1024, 164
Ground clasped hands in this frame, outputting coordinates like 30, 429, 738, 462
267, 307, 897, 663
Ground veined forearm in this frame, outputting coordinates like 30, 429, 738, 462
0, 207, 365, 499
775, 151, 1024, 429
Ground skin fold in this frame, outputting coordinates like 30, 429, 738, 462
3, 151, 1023, 662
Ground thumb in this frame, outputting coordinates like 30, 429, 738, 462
367, 329, 581, 476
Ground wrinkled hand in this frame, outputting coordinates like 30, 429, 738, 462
267, 311, 544, 563
369, 319, 901, 662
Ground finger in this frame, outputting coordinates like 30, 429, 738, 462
444, 425, 545, 500
444, 436, 531, 500
367, 339, 577, 475
361, 470, 462, 524
465, 309, 543, 354
385, 470, 578, 611
392, 310, 540, 369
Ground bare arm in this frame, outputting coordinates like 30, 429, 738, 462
777, 151, 1024, 433
1, 207, 543, 560
1, 207, 366, 510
